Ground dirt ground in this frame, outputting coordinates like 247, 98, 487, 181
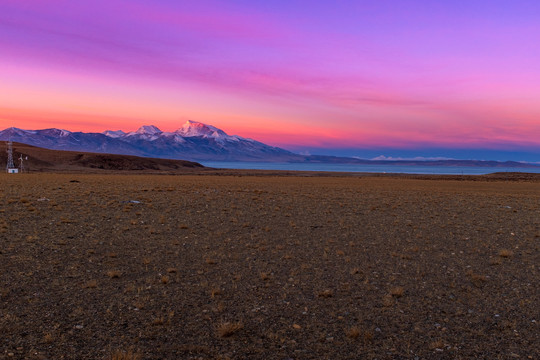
0, 173, 539, 359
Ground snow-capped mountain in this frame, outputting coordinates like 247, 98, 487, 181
126, 125, 163, 140
102, 130, 126, 138
133, 125, 161, 135
0, 121, 298, 162
175, 120, 229, 139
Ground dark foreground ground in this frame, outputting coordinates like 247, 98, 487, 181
0, 174, 538, 359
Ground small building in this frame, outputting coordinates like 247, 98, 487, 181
7, 168, 19, 174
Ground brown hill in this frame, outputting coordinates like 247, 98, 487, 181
0, 141, 204, 173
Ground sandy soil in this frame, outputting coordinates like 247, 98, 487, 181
0, 174, 539, 359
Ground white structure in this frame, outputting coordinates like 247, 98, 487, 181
18, 154, 25, 173
6, 141, 18, 174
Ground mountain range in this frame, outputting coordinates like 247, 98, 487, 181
0, 121, 298, 162
1, 121, 539, 168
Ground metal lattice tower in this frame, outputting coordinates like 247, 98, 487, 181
6, 141, 15, 170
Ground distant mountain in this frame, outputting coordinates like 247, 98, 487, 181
102, 130, 126, 138
293, 154, 540, 168
0, 121, 299, 162
1, 122, 539, 168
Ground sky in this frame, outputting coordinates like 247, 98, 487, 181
1, 0, 540, 161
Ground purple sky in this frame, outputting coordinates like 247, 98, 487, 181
1, 0, 540, 161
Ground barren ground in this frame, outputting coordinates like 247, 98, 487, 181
1, 173, 539, 359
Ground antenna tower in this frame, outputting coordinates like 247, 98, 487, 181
6, 141, 15, 170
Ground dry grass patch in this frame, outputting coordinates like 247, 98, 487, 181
260, 272, 271, 281
346, 326, 374, 342
109, 349, 141, 360
133, 299, 146, 310
467, 271, 487, 287
382, 294, 395, 307
345, 326, 361, 339
106, 270, 122, 279
318, 289, 333, 298
210, 287, 222, 298
42, 333, 55, 344
83, 280, 97, 289
390, 286, 404, 298
429, 339, 445, 350
499, 249, 513, 258
217, 321, 243, 338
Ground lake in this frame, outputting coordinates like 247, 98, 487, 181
200, 161, 540, 175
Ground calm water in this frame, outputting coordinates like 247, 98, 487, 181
200, 161, 540, 175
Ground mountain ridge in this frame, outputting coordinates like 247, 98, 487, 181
0, 121, 298, 162
1, 122, 539, 168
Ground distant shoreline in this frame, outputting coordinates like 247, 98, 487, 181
200, 161, 540, 176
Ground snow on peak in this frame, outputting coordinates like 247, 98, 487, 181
125, 125, 163, 139
42, 128, 71, 137
103, 130, 126, 138
2, 127, 33, 136
100, 121, 242, 143
135, 125, 162, 135
175, 120, 228, 139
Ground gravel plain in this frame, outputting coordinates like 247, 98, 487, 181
1, 173, 539, 359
